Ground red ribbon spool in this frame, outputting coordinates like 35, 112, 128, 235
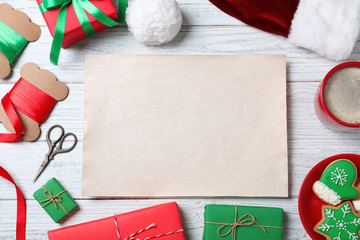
0, 78, 56, 142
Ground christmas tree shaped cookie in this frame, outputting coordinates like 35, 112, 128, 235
313, 159, 359, 205
314, 202, 360, 240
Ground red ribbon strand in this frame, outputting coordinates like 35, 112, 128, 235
0, 94, 23, 142
0, 166, 26, 240
0, 78, 56, 142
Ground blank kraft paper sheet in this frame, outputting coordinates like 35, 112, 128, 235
83, 54, 288, 197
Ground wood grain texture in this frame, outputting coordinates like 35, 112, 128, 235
1, 0, 359, 239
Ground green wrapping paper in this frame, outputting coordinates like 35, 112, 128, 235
203, 204, 283, 240
33, 178, 78, 223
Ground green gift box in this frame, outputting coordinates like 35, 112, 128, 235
33, 178, 78, 223
203, 204, 283, 240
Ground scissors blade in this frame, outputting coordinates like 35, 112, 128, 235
33, 157, 50, 183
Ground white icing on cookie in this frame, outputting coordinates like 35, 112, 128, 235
352, 200, 360, 212
314, 181, 341, 205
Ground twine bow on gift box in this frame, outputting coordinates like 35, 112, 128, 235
113, 214, 184, 240
39, 186, 69, 215
39, 0, 127, 65
205, 205, 283, 240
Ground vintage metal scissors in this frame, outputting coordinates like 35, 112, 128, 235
33, 124, 78, 182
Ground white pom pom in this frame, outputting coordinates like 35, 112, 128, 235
126, 0, 182, 45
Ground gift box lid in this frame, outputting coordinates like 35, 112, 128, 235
203, 204, 283, 240
33, 178, 78, 223
48, 202, 185, 240
36, 0, 118, 48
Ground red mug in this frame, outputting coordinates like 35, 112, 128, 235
314, 61, 360, 131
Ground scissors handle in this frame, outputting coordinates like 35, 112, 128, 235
46, 124, 65, 148
50, 132, 78, 157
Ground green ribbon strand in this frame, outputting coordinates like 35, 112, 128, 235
118, 0, 127, 25
0, 21, 28, 64
39, 3, 47, 14
40, 0, 127, 65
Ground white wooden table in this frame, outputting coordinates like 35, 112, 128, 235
1, 0, 360, 239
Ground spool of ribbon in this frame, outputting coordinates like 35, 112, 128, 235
113, 214, 184, 240
39, 0, 128, 65
0, 166, 26, 240
0, 20, 28, 65
39, 186, 69, 215
0, 78, 56, 142
205, 205, 283, 240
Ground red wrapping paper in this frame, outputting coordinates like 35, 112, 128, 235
48, 202, 186, 240
36, 0, 117, 48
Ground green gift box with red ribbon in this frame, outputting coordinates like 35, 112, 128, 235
36, 0, 127, 65
33, 178, 78, 223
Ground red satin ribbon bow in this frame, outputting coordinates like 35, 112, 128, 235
0, 166, 26, 240
0, 78, 56, 142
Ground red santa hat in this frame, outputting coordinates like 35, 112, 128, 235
210, 0, 360, 61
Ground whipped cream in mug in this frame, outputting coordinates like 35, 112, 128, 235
325, 67, 360, 124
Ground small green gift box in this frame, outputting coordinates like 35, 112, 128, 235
203, 204, 283, 240
33, 178, 78, 223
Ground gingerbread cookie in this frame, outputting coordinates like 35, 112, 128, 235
313, 159, 359, 205
352, 182, 360, 212
314, 202, 360, 240
0, 3, 41, 78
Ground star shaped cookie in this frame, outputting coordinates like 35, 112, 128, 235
314, 202, 360, 240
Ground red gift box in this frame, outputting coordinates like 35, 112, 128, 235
36, 0, 117, 48
48, 202, 186, 240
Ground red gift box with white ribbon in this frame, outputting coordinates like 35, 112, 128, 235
48, 202, 186, 240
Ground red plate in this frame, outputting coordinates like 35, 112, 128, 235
298, 154, 360, 239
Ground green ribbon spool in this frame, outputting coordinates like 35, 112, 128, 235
40, 0, 127, 65
0, 20, 28, 65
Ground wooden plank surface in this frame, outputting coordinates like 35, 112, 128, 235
2, 0, 360, 239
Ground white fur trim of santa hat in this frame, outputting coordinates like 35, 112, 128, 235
288, 0, 360, 61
